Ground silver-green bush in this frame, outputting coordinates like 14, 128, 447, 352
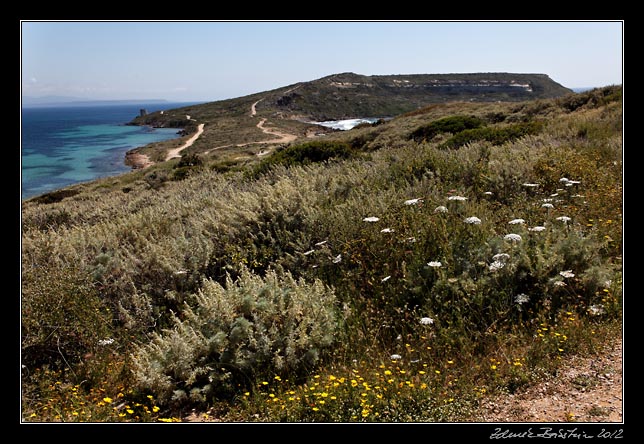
131, 267, 341, 405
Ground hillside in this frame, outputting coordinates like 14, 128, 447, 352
262, 72, 573, 120
21, 85, 622, 424
133, 72, 571, 123
123, 72, 572, 167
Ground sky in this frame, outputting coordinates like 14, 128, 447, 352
21, 21, 623, 103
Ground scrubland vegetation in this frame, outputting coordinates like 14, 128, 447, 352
21, 86, 622, 422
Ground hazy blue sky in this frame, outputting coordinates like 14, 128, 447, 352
21, 21, 623, 102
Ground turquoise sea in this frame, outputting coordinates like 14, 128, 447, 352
21, 102, 198, 200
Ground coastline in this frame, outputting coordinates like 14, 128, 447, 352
22, 103, 194, 200
125, 150, 154, 169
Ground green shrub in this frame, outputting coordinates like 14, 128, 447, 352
440, 121, 543, 149
274, 140, 356, 165
21, 263, 112, 371
172, 154, 203, 181
409, 115, 485, 142
210, 159, 240, 174
30, 188, 80, 204
253, 141, 356, 177
143, 170, 169, 190
131, 267, 341, 406
557, 85, 622, 112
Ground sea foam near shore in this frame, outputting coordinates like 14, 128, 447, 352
313, 118, 381, 131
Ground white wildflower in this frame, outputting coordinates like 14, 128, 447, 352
559, 270, 575, 278
542, 203, 554, 209
448, 195, 468, 201
553, 280, 567, 287
556, 216, 572, 223
174, 270, 188, 275
560, 177, 581, 186
363, 216, 380, 222
604, 280, 612, 288
488, 261, 505, 272
504, 233, 522, 242
543, 198, 554, 202
509, 218, 525, 225
427, 261, 442, 268
404, 198, 423, 206
98, 338, 115, 346
381, 275, 391, 283
434, 205, 448, 213
529, 226, 546, 232
332, 254, 342, 264
406, 237, 417, 243
380, 228, 395, 233
420, 317, 434, 325
464, 216, 482, 224
589, 304, 605, 316
390, 354, 402, 361
492, 253, 510, 262
514, 293, 530, 305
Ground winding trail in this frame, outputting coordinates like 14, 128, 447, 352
165, 93, 300, 160
255, 117, 297, 144
166, 123, 205, 161
249, 98, 297, 146
129, 87, 304, 168
205, 98, 298, 155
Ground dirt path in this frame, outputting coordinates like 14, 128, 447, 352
250, 98, 297, 143
143, 95, 299, 161
204, 99, 297, 156
166, 123, 205, 161
250, 99, 262, 117
255, 118, 297, 144
476, 335, 623, 423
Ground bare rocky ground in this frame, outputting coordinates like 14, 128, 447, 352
475, 336, 623, 423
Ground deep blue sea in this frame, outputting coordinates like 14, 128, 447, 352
21, 102, 199, 200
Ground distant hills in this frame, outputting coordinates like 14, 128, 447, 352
132, 72, 573, 126
124, 72, 575, 163
22, 96, 170, 108
261, 72, 573, 120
